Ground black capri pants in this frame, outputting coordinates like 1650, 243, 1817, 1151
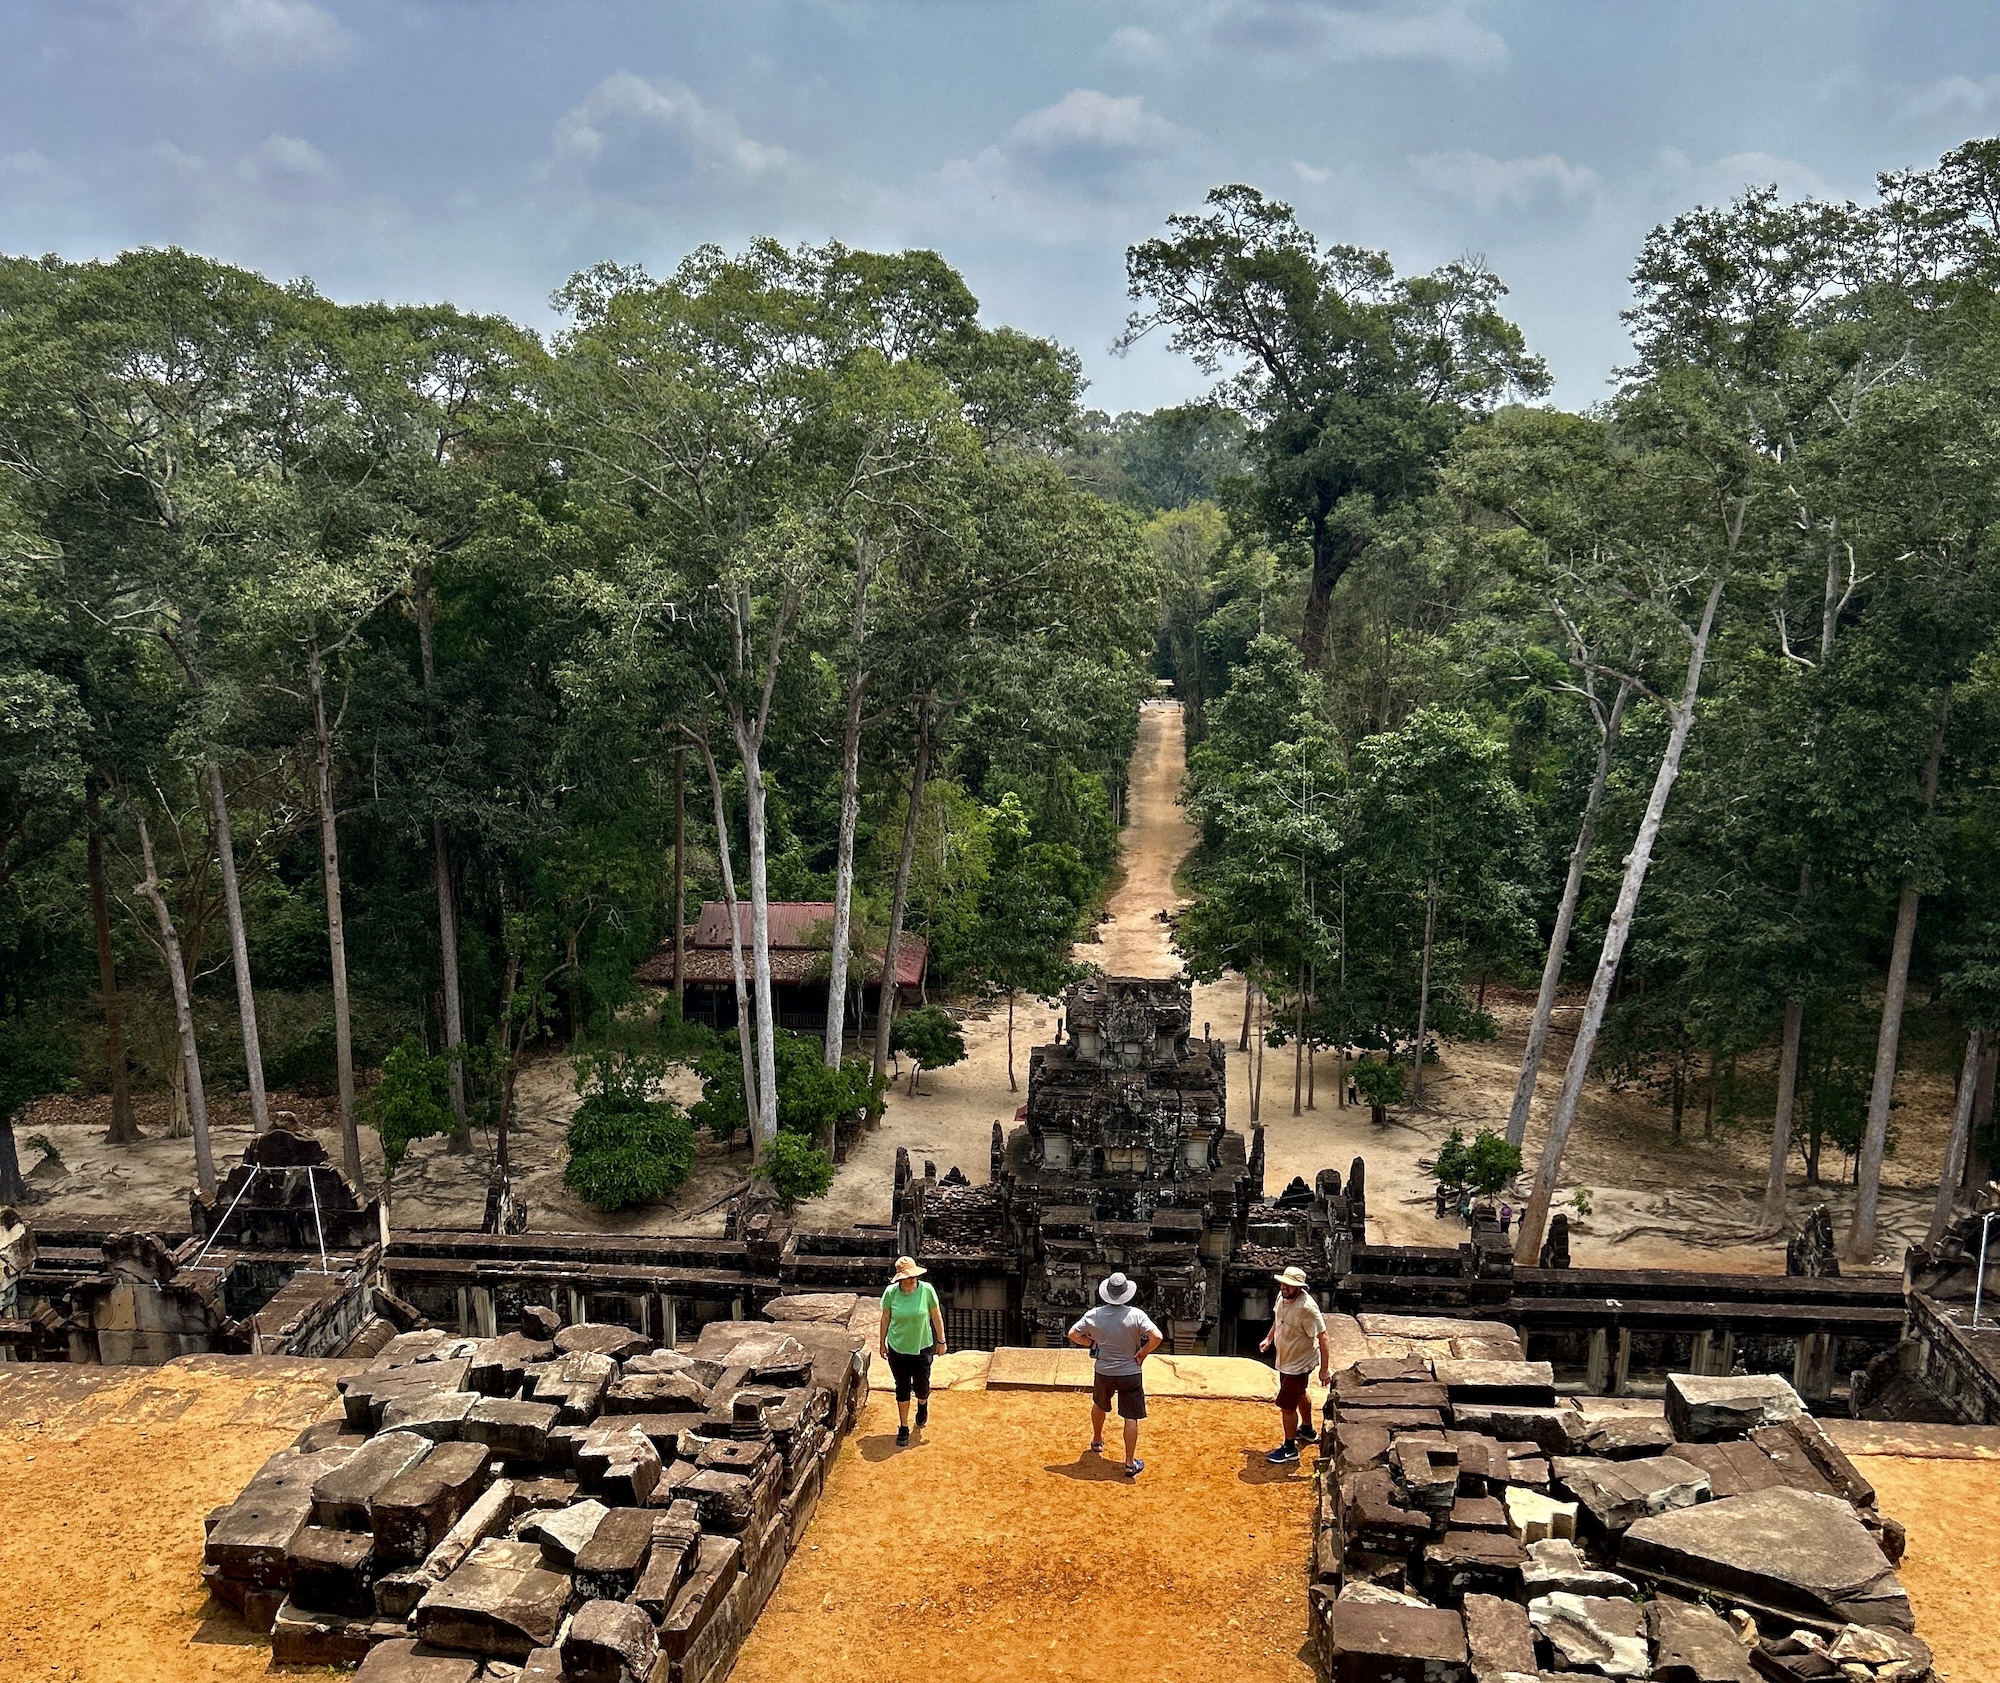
886, 1346, 935, 1403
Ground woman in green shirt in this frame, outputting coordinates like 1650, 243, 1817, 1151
878, 1255, 948, 1446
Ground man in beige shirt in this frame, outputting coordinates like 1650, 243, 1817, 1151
1260, 1265, 1331, 1465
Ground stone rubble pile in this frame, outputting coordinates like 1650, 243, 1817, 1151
203, 1292, 870, 1683
1309, 1328, 1936, 1683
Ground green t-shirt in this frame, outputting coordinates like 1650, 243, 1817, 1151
881, 1280, 940, 1355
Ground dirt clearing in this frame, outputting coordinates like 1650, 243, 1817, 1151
735, 1388, 1316, 1683
1850, 1450, 2000, 1683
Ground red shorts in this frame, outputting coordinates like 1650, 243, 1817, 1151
1277, 1370, 1313, 1409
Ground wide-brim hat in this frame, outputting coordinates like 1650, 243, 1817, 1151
1098, 1272, 1138, 1305
1273, 1266, 1311, 1290
893, 1256, 926, 1280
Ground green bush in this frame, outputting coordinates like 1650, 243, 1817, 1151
891, 1005, 966, 1092
690, 1026, 883, 1143
1466, 1129, 1522, 1197
1351, 1055, 1404, 1123
563, 1044, 697, 1210
752, 1130, 834, 1205
367, 1037, 455, 1171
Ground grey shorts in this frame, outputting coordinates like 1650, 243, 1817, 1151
1092, 1370, 1147, 1420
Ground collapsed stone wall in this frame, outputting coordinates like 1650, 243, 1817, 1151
1309, 1314, 1936, 1682
202, 1291, 871, 1683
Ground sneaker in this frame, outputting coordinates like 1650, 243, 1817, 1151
1296, 1422, 1319, 1444
1087, 1441, 1105, 1454
1265, 1442, 1300, 1465
915, 1402, 929, 1428
1124, 1458, 1144, 1478
896, 1425, 910, 1446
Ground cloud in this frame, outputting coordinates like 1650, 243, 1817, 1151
1004, 89, 1180, 184
238, 133, 336, 189
1657, 148, 1830, 205
1104, 25, 1169, 65
1215, 1, 1506, 67
1411, 149, 1599, 214
548, 73, 789, 204
145, 0, 349, 69
1901, 74, 2000, 122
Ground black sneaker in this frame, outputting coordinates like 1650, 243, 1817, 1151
1296, 1422, 1319, 1444
916, 1402, 929, 1428
1265, 1441, 1300, 1465
896, 1424, 910, 1446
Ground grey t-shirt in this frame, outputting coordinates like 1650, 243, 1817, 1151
1070, 1304, 1162, 1377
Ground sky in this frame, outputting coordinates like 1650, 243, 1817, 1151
4, 1, 1999, 412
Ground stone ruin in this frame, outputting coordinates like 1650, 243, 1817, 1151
201, 1291, 872, 1683
1310, 1314, 1936, 1682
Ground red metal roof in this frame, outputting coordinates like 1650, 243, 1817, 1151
637, 902, 926, 990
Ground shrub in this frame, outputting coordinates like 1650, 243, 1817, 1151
564, 1093, 696, 1210
367, 1037, 455, 1172
1466, 1129, 1523, 1198
690, 1027, 883, 1143
891, 1005, 967, 1093
753, 1130, 834, 1206
1350, 1055, 1404, 1125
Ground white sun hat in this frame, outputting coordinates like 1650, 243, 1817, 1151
1273, 1266, 1311, 1289
1098, 1272, 1139, 1305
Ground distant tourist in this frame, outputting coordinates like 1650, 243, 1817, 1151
1260, 1266, 1333, 1465
878, 1255, 948, 1447
1068, 1271, 1163, 1477
1434, 1183, 1449, 1220
1499, 1202, 1513, 1236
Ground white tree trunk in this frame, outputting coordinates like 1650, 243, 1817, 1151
1761, 995, 1807, 1231
1506, 680, 1630, 1148
873, 703, 931, 1081
1411, 881, 1438, 1107
136, 814, 217, 1198
1930, 1029, 1986, 1247
823, 659, 867, 1068
413, 567, 470, 1148
206, 755, 270, 1133
699, 738, 762, 1157
1848, 709, 1946, 1263
309, 636, 362, 1185
736, 729, 781, 1147
1515, 573, 1726, 1265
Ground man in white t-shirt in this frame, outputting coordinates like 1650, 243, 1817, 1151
1259, 1265, 1331, 1465
1067, 1271, 1163, 1477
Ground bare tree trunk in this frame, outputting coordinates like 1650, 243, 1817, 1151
494, 950, 519, 1177
672, 745, 686, 1018
1506, 680, 1630, 1148
697, 736, 760, 1157
1930, 1028, 1986, 1246
0, 1121, 26, 1206
1515, 573, 1726, 1265
135, 813, 216, 1199
1007, 989, 1018, 1093
873, 701, 931, 1082
1306, 964, 1316, 1111
1239, 978, 1253, 1051
824, 556, 871, 1068
1250, 987, 1266, 1122
1848, 705, 1947, 1263
735, 729, 780, 1148
1293, 961, 1306, 1117
1411, 879, 1438, 1107
206, 755, 270, 1134
1761, 995, 1807, 1232
87, 786, 138, 1144
308, 632, 363, 1186
413, 566, 470, 1150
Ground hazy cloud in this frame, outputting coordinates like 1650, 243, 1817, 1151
1105, 24, 1169, 64
147, 0, 349, 69
549, 74, 790, 204
1216, 0, 1506, 66
238, 133, 337, 189
1412, 149, 1598, 214
1902, 73, 2000, 121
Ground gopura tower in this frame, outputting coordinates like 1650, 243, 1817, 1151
996, 975, 1258, 1351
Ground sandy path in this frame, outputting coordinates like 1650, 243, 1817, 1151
1852, 1452, 2000, 1683
735, 1388, 1314, 1683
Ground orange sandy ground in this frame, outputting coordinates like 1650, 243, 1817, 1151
735, 1390, 1318, 1683
0, 1358, 337, 1683
1852, 1453, 2000, 1683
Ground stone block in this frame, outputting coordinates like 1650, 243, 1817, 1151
312, 1432, 433, 1531
676, 1572, 753, 1683
781, 1459, 822, 1551
1621, 1487, 1911, 1632
561, 1595, 658, 1683
1319, 1599, 1471, 1683
381, 1389, 480, 1442
1450, 1405, 1586, 1456
1585, 1416, 1679, 1459
1518, 1538, 1633, 1599
521, 1304, 562, 1339
630, 1515, 701, 1621
1347, 1356, 1434, 1385
269, 1597, 379, 1666
1552, 1454, 1710, 1537
1329, 1406, 1447, 1432
1648, 1595, 1758, 1683
463, 1398, 563, 1462
1528, 1592, 1648, 1678
556, 1323, 654, 1362
521, 1497, 609, 1568
532, 1351, 617, 1423
574, 1506, 655, 1601
286, 1524, 378, 1617
604, 1372, 710, 1415
467, 1333, 556, 1396
370, 1440, 492, 1567
1664, 1374, 1805, 1443
1430, 1360, 1556, 1406
206, 1446, 358, 1589
1448, 1496, 1508, 1532
1331, 1377, 1451, 1412
352, 1638, 485, 1683
1420, 1530, 1527, 1604
1334, 1422, 1394, 1471
199, 1565, 285, 1632
413, 1536, 573, 1658
1747, 1421, 1855, 1503
1670, 1440, 1785, 1500
342, 1359, 475, 1430
1462, 1592, 1536, 1679
1502, 1487, 1576, 1544
1825, 1623, 1931, 1673
658, 1535, 743, 1663
1341, 1466, 1433, 1552
763, 1292, 859, 1324
684, 1465, 776, 1535
576, 1421, 664, 1505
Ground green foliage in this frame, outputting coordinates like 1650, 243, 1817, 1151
689, 1026, 883, 1143
0, 1013, 70, 1124
367, 1037, 454, 1172
1466, 1129, 1523, 1197
1350, 1056, 1404, 1115
1431, 1126, 1470, 1190
563, 1041, 697, 1210
891, 1005, 967, 1074
1570, 1187, 1593, 1219
752, 1130, 835, 1205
